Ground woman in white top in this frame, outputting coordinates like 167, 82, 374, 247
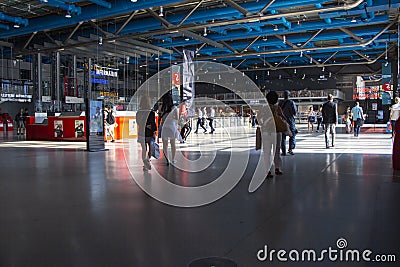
160, 93, 184, 165
307, 106, 316, 132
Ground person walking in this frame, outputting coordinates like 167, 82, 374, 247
259, 91, 285, 179
316, 106, 324, 133
194, 107, 207, 134
137, 96, 157, 171
307, 106, 316, 132
279, 90, 297, 155
15, 108, 26, 135
208, 106, 215, 134
322, 94, 338, 148
159, 92, 184, 165
351, 101, 365, 137
344, 106, 353, 134
390, 97, 400, 138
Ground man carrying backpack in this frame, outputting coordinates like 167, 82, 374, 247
104, 105, 116, 142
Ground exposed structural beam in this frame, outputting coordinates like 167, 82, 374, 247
323, 51, 338, 64
172, 47, 183, 56
220, 40, 238, 54
242, 46, 394, 72
114, 10, 139, 36
259, 58, 274, 68
353, 50, 372, 61
63, 21, 84, 45
0, 12, 28, 27
67, 0, 111, 8
276, 55, 289, 68
259, 0, 276, 15
119, 38, 173, 55
235, 58, 247, 68
181, 30, 225, 49
87, 0, 111, 9
23, 32, 37, 49
114, 40, 160, 55
242, 36, 261, 53
139, 0, 365, 36
301, 29, 324, 48
79, 35, 149, 57
223, 0, 250, 16
38, 0, 81, 15
177, 0, 205, 27
146, 8, 224, 49
89, 20, 114, 37
44, 31, 61, 46
0, 40, 13, 48
194, 22, 395, 61
339, 27, 365, 43
195, 43, 207, 54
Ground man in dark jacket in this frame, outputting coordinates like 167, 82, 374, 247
322, 94, 338, 148
279, 90, 297, 155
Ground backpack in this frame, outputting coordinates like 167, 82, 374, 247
106, 110, 115, 125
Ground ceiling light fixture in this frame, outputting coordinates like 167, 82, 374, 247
351, 17, 356, 23
159, 6, 163, 17
273, 25, 278, 31
98, 37, 103, 45
131, 0, 138, 2
300, 51, 303, 57
13, 24, 20, 28
310, 57, 313, 63
65, 11, 71, 18
263, 36, 268, 41
203, 27, 207, 36
294, 69, 297, 74
283, 35, 286, 43
185, 37, 190, 41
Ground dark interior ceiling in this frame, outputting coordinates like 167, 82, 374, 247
0, 0, 398, 77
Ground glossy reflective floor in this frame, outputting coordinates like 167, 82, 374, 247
0, 125, 399, 267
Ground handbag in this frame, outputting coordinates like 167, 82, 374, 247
255, 127, 262, 150
273, 113, 288, 133
152, 142, 160, 159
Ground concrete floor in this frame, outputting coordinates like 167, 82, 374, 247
0, 126, 399, 267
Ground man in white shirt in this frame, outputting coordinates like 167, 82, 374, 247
208, 107, 215, 134
194, 107, 207, 133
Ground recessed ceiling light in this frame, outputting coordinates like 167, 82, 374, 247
13, 24, 20, 28
274, 25, 278, 31
351, 17, 356, 23
65, 12, 71, 18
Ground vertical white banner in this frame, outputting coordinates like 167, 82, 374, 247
183, 49, 195, 116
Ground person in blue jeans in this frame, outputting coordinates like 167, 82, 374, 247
279, 90, 297, 155
137, 96, 157, 171
322, 94, 338, 148
351, 101, 364, 137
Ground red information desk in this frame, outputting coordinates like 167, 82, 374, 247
26, 115, 87, 141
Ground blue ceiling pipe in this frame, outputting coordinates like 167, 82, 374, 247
316, 3, 332, 24
67, 0, 112, 9
154, 15, 388, 50
0, 0, 183, 39
0, 12, 29, 27
39, 0, 81, 15
0, 23, 10, 30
